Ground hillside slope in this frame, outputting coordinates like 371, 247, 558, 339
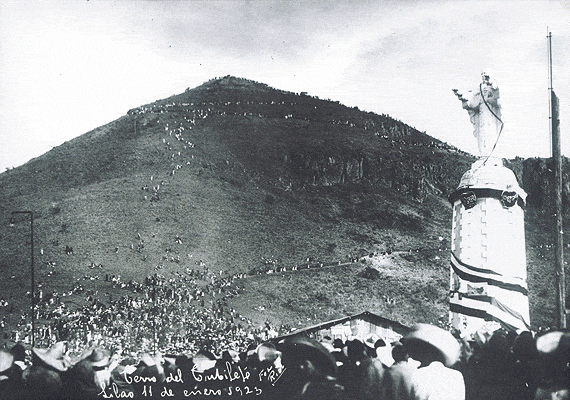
0, 76, 568, 337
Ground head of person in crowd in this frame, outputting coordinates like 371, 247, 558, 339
534, 330, 570, 400
391, 342, 409, 364
320, 335, 335, 352
31, 341, 73, 373
364, 333, 382, 356
257, 342, 281, 368
222, 349, 240, 364
0, 347, 27, 399
512, 330, 538, 362
401, 323, 460, 368
277, 336, 343, 399
192, 349, 218, 373
23, 364, 63, 400
487, 328, 510, 354
332, 338, 344, 350
400, 324, 465, 400
9, 343, 27, 371
280, 336, 338, 378
345, 338, 370, 364
135, 352, 167, 383
0, 348, 15, 381
72, 346, 113, 397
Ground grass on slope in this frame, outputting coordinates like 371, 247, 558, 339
231, 250, 450, 330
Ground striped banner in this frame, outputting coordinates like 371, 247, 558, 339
450, 252, 528, 296
450, 253, 530, 332
450, 292, 530, 332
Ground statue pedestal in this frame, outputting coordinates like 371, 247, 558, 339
449, 159, 530, 337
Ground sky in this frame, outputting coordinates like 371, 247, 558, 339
1, 0, 569, 172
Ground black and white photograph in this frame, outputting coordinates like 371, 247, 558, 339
0, 1, 569, 399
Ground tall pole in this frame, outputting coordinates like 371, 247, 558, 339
548, 32, 566, 329
11, 211, 35, 346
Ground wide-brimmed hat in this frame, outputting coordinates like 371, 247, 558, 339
221, 349, 240, 363
536, 331, 569, 356
278, 336, 337, 377
401, 324, 460, 367
76, 347, 112, 368
32, 342, 73, 372
192, 350, 217, 372
73, 348, 113, 391
257, 342, 280, 363
0, 350, 14, 377
364, 333, 381, 349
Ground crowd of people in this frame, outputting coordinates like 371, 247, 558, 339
126, 87, 466, 156
3, 265, 282, 359
1, 321, 568, 399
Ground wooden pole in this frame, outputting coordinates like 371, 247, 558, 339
11, 211, 35, 346
549, 32, 566, 329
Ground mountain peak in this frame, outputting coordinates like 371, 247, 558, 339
198, 75, 277, 92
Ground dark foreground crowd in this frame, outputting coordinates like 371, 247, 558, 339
0, 323, 568, 400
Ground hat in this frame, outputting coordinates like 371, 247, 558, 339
74, 349, 113, 391
192, 350, 217, 372
0, 350, 14, 376
536, 331, 568, 356
279, 336, 337, 377
32, 342, 72, 372
401, 324, 460, 367
257, 342, 280, 363
139, 352, 164, 368
512, 331, 538, 360
78, 347, 112, 368
10, 343, 26, 363
364, 333, 381, 349
221, 349, 240, 364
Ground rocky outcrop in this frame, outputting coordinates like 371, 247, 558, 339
518, 157, 570, 216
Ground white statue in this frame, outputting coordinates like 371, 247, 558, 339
453, 73, 502, 157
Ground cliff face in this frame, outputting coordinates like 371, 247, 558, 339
519, 157, 570, 214
282, 147, 473, 201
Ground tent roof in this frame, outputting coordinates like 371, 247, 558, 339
274, 311, 411, 341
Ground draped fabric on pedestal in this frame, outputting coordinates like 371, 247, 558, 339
449, 252, 530, 332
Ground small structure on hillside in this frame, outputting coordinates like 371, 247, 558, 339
449, 74, 530, 337
274, 311, 411, 344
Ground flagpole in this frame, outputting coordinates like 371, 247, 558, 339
548, 31, 566, 329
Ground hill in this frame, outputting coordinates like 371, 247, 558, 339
0, 76, 568, 346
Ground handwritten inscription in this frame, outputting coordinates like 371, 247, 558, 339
191, 362, 250, 383
99, 383, 135, 398
98, 362, 286, 398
